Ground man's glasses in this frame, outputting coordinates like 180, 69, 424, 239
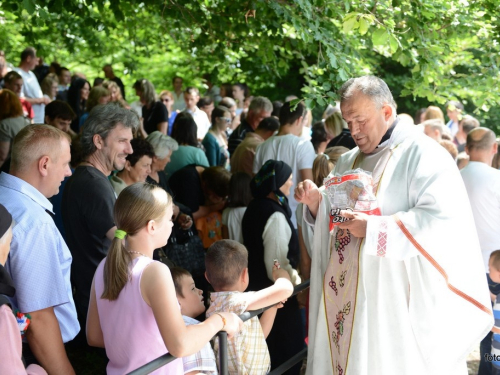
220, 117, 231, 123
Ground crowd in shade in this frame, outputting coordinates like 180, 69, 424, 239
0, 46, 499, 375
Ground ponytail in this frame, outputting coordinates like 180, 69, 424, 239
312, 154, 334, 187
100, 182, 172, 300
101, 236, 131, 300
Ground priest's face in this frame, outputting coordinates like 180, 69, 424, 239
341, 93, 393, 154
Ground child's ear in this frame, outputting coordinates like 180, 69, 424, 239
241, 267, 248, 282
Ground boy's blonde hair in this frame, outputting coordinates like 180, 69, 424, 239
490, 250, 500, 271
206, 240, 248, 290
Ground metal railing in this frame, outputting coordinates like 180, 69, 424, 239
128, 280, 310, 375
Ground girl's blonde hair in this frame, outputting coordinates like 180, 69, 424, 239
101, 182, 172, 300
159, 90, 174, 101
324, 111, 347, 139
312, 146, 349, 187
103, 80, 128, 108
424, 106, 445, 123
85, 86, 110, 112
40, 73, 59, 98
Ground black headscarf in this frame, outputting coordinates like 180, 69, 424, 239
0, 204, 14, 298
251, 160, 293, 218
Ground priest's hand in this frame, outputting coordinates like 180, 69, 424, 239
338, 210, 368, 238
294, 180, 320, 218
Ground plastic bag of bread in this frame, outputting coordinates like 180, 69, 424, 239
323, 168, 381, 232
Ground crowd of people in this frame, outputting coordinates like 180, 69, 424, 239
0, 46, 499, 375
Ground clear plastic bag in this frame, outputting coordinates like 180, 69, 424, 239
324, 168, 380, 231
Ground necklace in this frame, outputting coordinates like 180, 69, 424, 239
126, 250, 149, 258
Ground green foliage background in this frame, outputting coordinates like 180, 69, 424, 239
1, 0, 500, 131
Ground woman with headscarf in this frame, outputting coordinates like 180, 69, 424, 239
0, 204, 47, 374
241, 160, 304, 375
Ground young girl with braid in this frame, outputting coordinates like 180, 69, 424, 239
86, 182, 242, 374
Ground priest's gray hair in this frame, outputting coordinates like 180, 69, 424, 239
339, 76, 397, 111
146, 131, 179, 160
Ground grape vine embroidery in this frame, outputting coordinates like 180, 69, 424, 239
335, 228, 351, 264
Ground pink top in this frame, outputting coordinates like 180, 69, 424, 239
95, 256, 183, 374
0, 305, 47, 375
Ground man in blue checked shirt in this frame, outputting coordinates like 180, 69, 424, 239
0, 124, 79, 374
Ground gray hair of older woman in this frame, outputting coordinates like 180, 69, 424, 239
146, 131, 179, 159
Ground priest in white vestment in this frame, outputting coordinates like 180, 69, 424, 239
295, 76, 493, 375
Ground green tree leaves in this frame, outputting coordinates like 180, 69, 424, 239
1, 0, 499, 129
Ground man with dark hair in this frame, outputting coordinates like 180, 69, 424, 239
197, 96, 214, 124
102, 64, 125, 100
44, 100, 78, 240
169, 166, 229, 221
231, 117, 279, 176
55, 67, 71, 102
296, 76, 492, 375
228, 96, 273, 155
454, 114, 480, 153
14, 47, 50, 123
62, 103, 138, 332
253, 101, 315, 227
44, 100, 77, 138
184, 87, 210, 140
3, 70, 34, 121
461, 127, 500, 375
93, 77, 104, 87
57, 67, 71, 91
272, 100, 283, 118
172, 76, 186, 112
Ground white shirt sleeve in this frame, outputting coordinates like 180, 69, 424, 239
296, 140, 316, 171
262, 212, 301, 285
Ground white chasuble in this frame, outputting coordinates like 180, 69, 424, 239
305, 121, 493, 375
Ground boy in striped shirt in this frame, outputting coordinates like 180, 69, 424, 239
488, 250, 500, 373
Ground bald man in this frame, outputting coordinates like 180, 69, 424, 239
461, 127, 500, 375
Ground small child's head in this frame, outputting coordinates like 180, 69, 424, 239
312, 146, 349, 187
170, 267, 205, 318
227, 172, 252, 208
205, 240, 248, 292
490, 251, 500, 284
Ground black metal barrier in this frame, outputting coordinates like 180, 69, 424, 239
127, 280, 310, 375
